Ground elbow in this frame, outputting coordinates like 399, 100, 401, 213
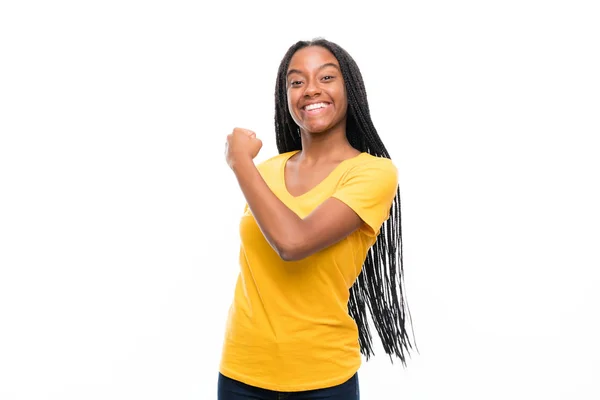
275, 239, 307, 262
277, 244, 302, 262
279, 251, 297, 262
271, 222, 311, 262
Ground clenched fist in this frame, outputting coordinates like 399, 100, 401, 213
225, 127, 263, 169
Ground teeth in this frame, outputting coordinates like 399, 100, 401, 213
305, 102, 328, 111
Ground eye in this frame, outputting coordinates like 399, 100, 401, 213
289, 80, 303, 87
322, 75, 335, 81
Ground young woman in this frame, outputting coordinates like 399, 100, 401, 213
218, 38, 415, 399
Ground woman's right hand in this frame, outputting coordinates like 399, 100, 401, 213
224, 127, 263, 170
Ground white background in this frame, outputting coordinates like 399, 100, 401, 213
1, 0, 599, 399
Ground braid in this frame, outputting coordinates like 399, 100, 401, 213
275, 43, 303, 152
274, 38, 416, 364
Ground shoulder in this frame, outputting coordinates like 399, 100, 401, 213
362, 153, 396, 168
332, 154, 398, 236
343, 153, 398, 183
256, 151, 298, 173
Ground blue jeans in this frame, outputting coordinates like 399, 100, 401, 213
217, 372, 360, 400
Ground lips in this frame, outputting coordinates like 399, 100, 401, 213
302, 102, 331, 114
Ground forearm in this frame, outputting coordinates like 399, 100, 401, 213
232, 157, 304, 260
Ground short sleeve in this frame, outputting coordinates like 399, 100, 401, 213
331, 158, 398, 237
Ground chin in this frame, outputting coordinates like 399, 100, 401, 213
305, 129, 329, 136
302, 122, 333, 134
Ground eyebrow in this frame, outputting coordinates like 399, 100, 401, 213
286, 62, 340, 77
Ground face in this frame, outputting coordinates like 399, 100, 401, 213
286, 46, 348, 135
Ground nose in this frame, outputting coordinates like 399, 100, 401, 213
303, 78, 321, 97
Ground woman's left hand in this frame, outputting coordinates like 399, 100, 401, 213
225, 127, 263, 169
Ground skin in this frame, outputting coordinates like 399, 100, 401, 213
225, 46, 364, 261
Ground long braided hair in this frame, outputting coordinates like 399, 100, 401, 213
274, 38, 416, 364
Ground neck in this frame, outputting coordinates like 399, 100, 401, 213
297, 125, 357, 163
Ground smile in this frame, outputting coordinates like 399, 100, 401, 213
303, 102, 331, 113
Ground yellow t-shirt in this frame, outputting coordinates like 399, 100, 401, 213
219, 150, 398, 392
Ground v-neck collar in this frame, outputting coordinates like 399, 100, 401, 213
280, 150, 366, 199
